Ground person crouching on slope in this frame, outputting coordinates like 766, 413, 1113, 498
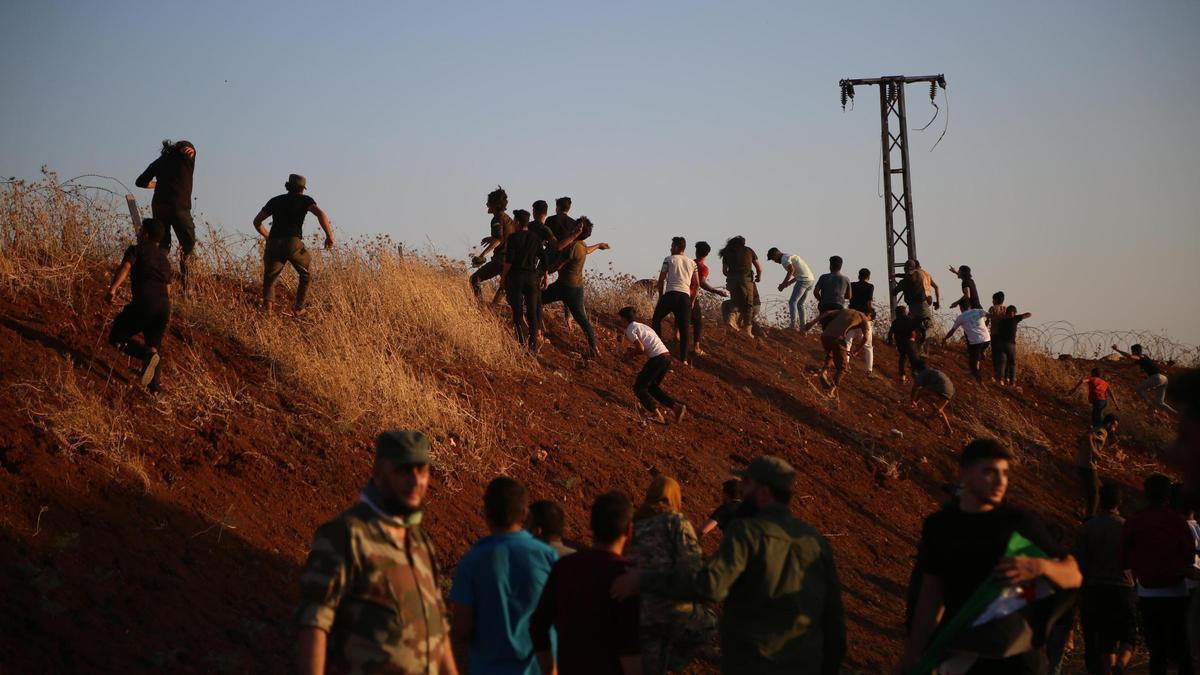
803, 307, 870, 400
619, 306, 686, 425
105, 218, 173, 392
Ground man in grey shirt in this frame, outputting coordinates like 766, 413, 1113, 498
813, 255, 851, 313
911, 359, 954, 435
1074, 482, 1136, 674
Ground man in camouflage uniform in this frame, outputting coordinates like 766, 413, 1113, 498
295, 430, 458, 675
613, 456, 846, 675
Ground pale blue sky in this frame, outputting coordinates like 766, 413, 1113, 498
3, 1, 1199, 343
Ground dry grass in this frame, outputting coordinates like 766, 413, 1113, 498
1, 173, 534, 485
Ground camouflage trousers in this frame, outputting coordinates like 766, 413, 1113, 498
641, 607, 717, 675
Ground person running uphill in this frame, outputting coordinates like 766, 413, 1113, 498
804, 308, 870, 399
252, 174, 334, 315
887, 305, 921, 383
613, 455, 847, 675
619, 306, 686, 425
1112, 344, 1178, 416
813, 256, 851, 314
652, 237, 699, 363
105, 218, 173, 391
945, 304, 992, 384
500, 210, 545, 350
1068, 368, 1120, 428
542, 217, 607, 358
989, 305, 1031, 387
910, 359, 955, 435
718, 236, 762, 337
470, 186, 515, 303
1076, 414, 1119, 518
135, 139, 197, 288
766, 247, 815, 330
691, 241, 729, 357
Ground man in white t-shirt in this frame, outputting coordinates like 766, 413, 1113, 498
619, 305, 686, 425
767, 247, 816, 330
651, 237, 700, 364
944, 305, 992, 383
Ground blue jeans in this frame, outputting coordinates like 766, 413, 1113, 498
541, 281, 597, 350
788, 279, 815, 328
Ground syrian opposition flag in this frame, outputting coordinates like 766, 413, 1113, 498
908, 532, 1078, 675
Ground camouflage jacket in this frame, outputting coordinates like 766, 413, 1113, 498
294, 502, 450, 675
629, 512, 701, 628
640, 504, 846, 675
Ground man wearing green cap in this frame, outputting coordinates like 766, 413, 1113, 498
612, 455, 846, 674
294, 430, 459, 675
253, 173, 334, 315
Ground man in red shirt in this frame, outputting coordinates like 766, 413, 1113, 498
1120, 473, 1195, 675
531, 491, 641, 674
691, 241, 728, 358
1069, 368, 1121, 429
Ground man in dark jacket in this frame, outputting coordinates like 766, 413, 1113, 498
136, 139, 196, 288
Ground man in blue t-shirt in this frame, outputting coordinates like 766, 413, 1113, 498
450, 477, 558, 674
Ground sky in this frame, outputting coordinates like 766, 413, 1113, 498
3, 1, 1199, 343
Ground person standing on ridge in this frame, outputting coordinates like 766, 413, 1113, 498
1068, 368, 1121, 429
652, 237, 699, 364
945, 304, 992, 384
470, 186, 515, 303
526, 499, 576, 558
766, 247, 815, 330
887, 305, 921, 383
804, 307, 870, 399
990, 305, 1032, 387
899, 439, 1082, 674
105, 218, 173, 391
542, 217, 606, 358
531, 491, 643, 675
294, 430, 458, 675
1076, 414, 1120, 519
719, 236, 762, 337
500, 209, 545, 350
910, 359, 955, 435
619, 306, 686, 425
252, 174, 334, 316
691, 241, 729, 357
948, 264, 982, 310
986, 291, 1006, 325
1112, 344, 1179, 416
613, 455, 847, 675
135, 139, 197, 289
813, 255, 851, 314
449, 477, 558, 675
545, 196, 576, 242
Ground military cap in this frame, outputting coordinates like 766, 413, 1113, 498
287, 174, 307, 190
732, 455, 795, 493
375, 430, 433, 466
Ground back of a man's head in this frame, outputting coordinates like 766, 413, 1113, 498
590, 491, 633, 544
829, 255, 843, 272
1144, 473, 1172, 505
1099, 482, 1121, 511
528, 499, 566, 539
960, 438, 1013, 469
484, 476, 528, 529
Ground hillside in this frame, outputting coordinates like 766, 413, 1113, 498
0, 177, 1184, 673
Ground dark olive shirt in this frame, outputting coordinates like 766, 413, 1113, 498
262, 193, 316, 240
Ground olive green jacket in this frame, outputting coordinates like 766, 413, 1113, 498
641, 503, 846, 675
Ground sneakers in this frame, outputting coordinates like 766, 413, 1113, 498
140, 353, 160, 388
673, 402, 687, 423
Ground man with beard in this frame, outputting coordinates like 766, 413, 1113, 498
898, 439, 1082, 674
294, 431, 459, 675
136, 139, 197, 288
612, 455, 846, 675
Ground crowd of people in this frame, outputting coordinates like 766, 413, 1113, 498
100, 143, 1200, 673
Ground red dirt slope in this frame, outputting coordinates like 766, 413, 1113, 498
0, 271, 1181, 674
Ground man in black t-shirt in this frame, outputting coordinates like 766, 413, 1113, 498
253, 174, 334, 315
887, 305, 921, 383
501, 210, 545, 350
899, 439, 1082, 675
698, 479, 742, 539
849, 268, 874, 313
106, 218, 174, 390
544, 196, 576, 242
470, 186, 514, 304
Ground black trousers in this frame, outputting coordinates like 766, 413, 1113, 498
992, 341, 1017, 381
690, 300, 703, 347
505, 271, 541, 348
109, 301, 170, 354
896, 340, 917, 377
1139, 596, 1193, 675
152, 203, 196, 288
966, 340, 991, 382
651, 291, 691, 361
634, 354, 675, 413
1080, 585, 1136, 674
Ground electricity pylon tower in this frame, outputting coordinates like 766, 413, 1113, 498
839, 74, 946, 317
